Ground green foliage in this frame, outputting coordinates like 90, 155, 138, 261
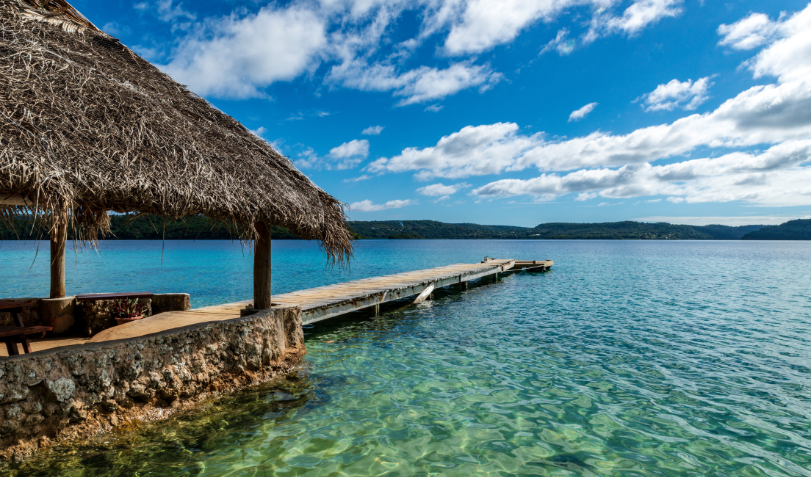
527, 221, 712, 239
115, 297, 143, 318
388, 233, 424, 239
348, 220, 753, 240
741, 219, 811, 240
693, 224, 765, 240
0, 215, 303, 240
347, 220, 527, 239
0, 216, 790, 241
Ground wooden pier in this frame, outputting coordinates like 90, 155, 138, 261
49, 258, 552, 347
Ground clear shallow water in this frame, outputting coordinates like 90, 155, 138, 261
2, 240, 811, 476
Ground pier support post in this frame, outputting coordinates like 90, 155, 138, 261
50, 218, 67, 298
254, 222, 272, 309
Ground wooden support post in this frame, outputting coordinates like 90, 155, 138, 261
413, 283, 435, 304
253, 222, 272, 309
374, 303, 380, 316
50, 219, 67, 299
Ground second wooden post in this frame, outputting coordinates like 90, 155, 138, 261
253, 222, 272, 309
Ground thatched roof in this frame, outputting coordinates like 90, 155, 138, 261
0, 0, 352, 262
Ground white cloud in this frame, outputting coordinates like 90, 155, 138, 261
375, 4, 811, 179
249, 126, 268, 140
747, 6, 811, 84
135, 0, 196, 23
471, 140, 811, 206
102, 22, 125, 36
640, 77, 712, 111
541, 29, 575, 56
568, 102, 598, 121
416, 182, 470, 196
161, 5, 326, 98
634, 216, 809, 226
330, 139, 369, 160
442, 0, 628, 56
586, 0, 682, 43
157, 0, 688, 102
368, 123, 542, 180
369, 5, 811, 207
718, 13, 780, 50
343, 174, 373, 182
295, 139, 370, 170
362, 125, 384, 135
425, 104, 444, 112
328, 61, 503, 105
350, 199, 416, 212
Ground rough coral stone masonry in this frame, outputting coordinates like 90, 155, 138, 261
0, 305, 303, 461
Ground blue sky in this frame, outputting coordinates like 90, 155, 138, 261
75, 0, 811, 226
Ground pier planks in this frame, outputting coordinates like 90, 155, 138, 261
84, 258, 550, 344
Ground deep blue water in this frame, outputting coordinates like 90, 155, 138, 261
2, 240, 811, 476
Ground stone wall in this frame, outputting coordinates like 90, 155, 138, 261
0, 305, 304, 461
77, 298, 153, 336
0, 293, 190, 336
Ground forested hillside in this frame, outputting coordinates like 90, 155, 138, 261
741, 220, 811, 240
0, 216, 777, 240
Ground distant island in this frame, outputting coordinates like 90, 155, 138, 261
2, 215, 810, 240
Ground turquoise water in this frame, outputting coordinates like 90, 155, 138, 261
2, 240, 811, 476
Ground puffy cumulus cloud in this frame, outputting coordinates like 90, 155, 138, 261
416, 182, 470, 196
718, 13, 781, 50
568, 102, 598, 121
362, 125, 384, 135
295, 139, 369, 170
161, 5, 326, 98
442, 0, 598, 55
350, 199, 416, 212
373, 5, 811, 208
443, 0, 682, 57
746, 6, 811, 83
327, 61, 502, 105
367, 123, 543, 180
471, 140, 811, 206
159, 0, 687, 101
640, 77, 712, 111
372, 5, 811, 179
330, 139, 370, 160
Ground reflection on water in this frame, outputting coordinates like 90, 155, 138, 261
2, 240, 811, 476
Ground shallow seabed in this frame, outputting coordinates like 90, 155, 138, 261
2, 240, 811, 476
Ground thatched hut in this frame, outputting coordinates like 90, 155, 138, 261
0, 0, 352, 308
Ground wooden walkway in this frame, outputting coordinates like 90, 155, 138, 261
79, 258, 550, 344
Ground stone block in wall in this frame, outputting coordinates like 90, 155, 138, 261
0, 305, 303, 461
151, 293, 191, 314
76, 298, 153, 337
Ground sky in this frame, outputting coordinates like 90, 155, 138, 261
73, 0, 811, 227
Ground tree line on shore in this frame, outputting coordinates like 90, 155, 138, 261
1, 216, 808, 240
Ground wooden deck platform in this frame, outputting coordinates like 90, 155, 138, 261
35, 258, 552, 347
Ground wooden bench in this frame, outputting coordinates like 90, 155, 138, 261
76, 292, 154, 302
0, 300, 52, 356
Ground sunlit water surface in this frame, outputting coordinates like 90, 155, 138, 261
1, 240, 810, 476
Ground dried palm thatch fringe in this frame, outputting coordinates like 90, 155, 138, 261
0, 0, 353, 264
16, 0, 101, 35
